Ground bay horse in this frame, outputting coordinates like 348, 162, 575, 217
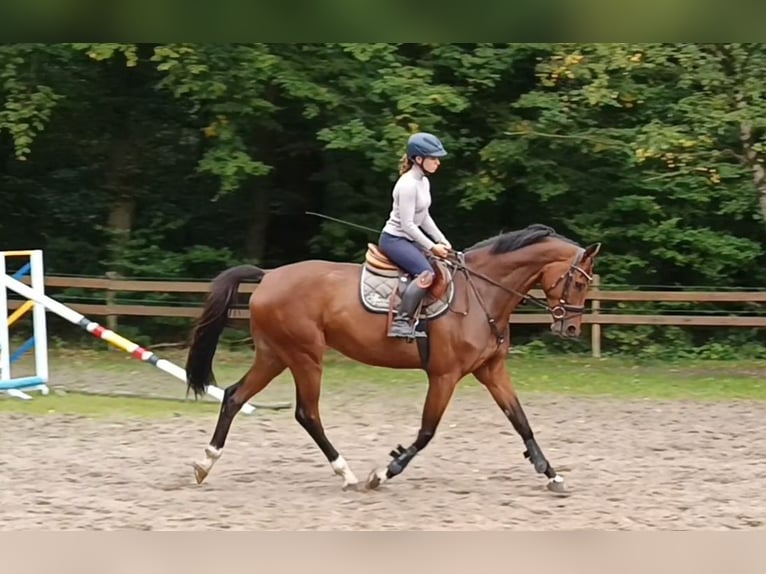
185, 223, 600, 493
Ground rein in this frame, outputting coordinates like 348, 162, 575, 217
442, 249, 592, 345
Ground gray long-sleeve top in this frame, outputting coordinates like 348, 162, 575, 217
382, 164, 447, 250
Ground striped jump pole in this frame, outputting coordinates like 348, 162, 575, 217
0, 250, 50, 400
1, 254, 258, 414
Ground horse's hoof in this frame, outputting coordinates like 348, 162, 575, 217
366, 468, 386, 490
193, 462, 209, 485
546, 476, 568, 496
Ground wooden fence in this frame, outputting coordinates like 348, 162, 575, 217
7, 274, 766, 358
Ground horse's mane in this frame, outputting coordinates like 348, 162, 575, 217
465, 223, 580, 255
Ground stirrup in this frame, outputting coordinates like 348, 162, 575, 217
388, 317, 426, 339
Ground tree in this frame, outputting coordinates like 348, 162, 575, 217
499, 42, 766, 286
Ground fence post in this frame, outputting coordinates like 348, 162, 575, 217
105, 271, 118, 334
590, 274, 601, 358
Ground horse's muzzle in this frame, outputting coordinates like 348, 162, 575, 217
550, 320, 581, 338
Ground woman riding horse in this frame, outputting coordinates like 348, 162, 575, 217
378, 132, 453, 338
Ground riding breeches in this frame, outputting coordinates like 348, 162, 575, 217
379, 232, 434, 277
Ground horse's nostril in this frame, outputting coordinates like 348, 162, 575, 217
566, 325, 577, 336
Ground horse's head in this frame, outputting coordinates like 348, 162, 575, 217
539, 241, 601, 338
461, 224, 601, 340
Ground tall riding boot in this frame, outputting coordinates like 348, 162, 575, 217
388, 271, 433, 339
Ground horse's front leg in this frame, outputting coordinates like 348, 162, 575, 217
472, 355, 566, 494
366, 372, 459, 489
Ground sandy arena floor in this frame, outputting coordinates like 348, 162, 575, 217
2, 368, 766, 530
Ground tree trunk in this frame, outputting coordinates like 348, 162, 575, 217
737, 94, 766, 223
104, 130, 138, 273
749, 155, 766, 224
244, 185, 270, 262
107, 195, 136, 259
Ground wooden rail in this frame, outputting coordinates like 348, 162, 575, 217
7, 274, 766, 357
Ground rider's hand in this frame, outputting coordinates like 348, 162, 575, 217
440, 239, 452, 250
431, 244, 450, 258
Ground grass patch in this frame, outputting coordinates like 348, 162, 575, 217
0, 392, 221, 418
2, 347, 765, 419
284, 352, 766, 401
504, 357, 766, 401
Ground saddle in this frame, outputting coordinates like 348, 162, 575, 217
359, 243, 454, 320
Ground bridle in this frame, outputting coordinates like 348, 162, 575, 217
443, 248, 593, 344
544, 248, 594, 321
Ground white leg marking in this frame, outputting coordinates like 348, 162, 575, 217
193, 445, 222, 484
331, 455, 359, 490
546, 473, 567, 494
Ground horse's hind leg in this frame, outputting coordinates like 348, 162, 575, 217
366, 372, 460, 489
193, 346, 285, 484
288, 352, 360, 491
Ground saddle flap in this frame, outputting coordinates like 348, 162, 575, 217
359, 263, 455, 320
430, 260, 450, 301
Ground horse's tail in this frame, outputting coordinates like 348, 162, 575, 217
185, 264, 266, 398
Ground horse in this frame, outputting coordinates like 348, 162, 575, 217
184, 223, 600, 493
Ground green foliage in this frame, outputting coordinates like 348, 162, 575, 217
105, 230, 242, 279
507, 43, 766, 287
0, 44, 68, 160
1, 43, 765, 357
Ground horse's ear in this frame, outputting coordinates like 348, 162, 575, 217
583, 242, 601, 260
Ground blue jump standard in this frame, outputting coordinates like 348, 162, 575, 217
3, 261, 43, 392
5, 262, 36, 364
10, 336, 35, 364
12, 262, 31, 280
0, 376, 46, 391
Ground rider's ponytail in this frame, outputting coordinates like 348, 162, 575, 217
398, 153, 413, 175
